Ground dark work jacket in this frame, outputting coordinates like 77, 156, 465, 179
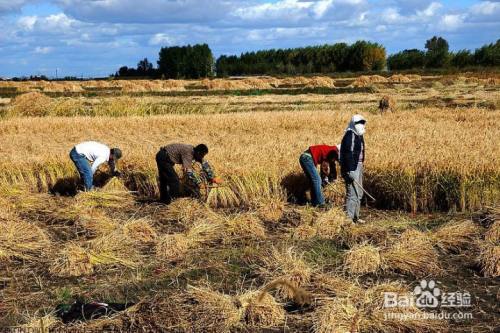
340, 130, 365, 174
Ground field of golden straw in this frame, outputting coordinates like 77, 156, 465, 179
0, 74, 499, 332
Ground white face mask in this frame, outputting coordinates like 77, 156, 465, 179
354, 123, 366, 136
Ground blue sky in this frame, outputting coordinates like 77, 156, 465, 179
0, 0, 498, 78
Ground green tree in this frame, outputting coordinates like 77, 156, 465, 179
451, 50, 474, 68
425, 36, 450, 68
474, 40, 500, 66
387, 49, 426, 70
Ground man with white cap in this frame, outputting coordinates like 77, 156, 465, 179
340, 114, 366, 223
69, 141, 122, 191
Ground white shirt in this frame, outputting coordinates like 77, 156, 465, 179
75, 141, 110, 174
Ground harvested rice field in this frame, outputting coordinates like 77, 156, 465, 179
0, 74, 499, 332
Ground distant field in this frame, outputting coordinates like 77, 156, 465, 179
0, 74, 499, 331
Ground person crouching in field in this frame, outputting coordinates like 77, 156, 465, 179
299, 144, 339, 207
69, 141, 122, 191
155, 143, 222, 204
340, 114, 366, 223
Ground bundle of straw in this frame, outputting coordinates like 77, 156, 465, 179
315, 207, 351, 240
312, 274, 364, 299
292, 223, 317, 240
485, 221, 500, 243
162, 198, 214, 227
74, 210, 119, 238
49, 243, 93, 277
206, 185, 240, 208
381, 229, 441, 277
222, 213, 267, 242
260, 247, 312, 300
88, 232, 142, 269
429, 220, 481, 252
238, 291, 285, 328
344, 243, 382, 275
344, 223, 389, 247
20, 313, 59, 333
313, 298, 359, 333
256, 197, 285, 223
75, 178, 134, 209
155, 233, 190, 262
188, 285, 241, 332
479, 243, 499, 277
0, 217, 49, 262
323, 181, 346, 206
123, 218, 158, 244
156, 221, 222, 262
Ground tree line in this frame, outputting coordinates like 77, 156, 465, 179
387, 37, 500, 70
114, 36, 499, 79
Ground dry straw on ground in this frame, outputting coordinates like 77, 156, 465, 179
122, 218, 158, 244
350, 75, 388, 87
238, 291, 285, 328
206, 185, 241, 208
315, 207, 351, 240
344, 222, 390, 247
344, 243, 382, 275
155, 220, 222, 262
74, 210, 119, 237
222, 213, 267, 241
381, 229, 441, 277
429, 220, 481, 252
162, 198, 214, 227
10, 92, 52, 117
388, 74, 412, 83
485, 221, 500, 243
49, 243, 93, 277
260, 247, 313, 300
313, 281, 443, 333
20, 313, 59, 333
0, 216, 49, 262
312, 274, 364, 299
323, 181, 346, 206
88, 231, 142, 269
155, 233, 190, 262
187, 285, 241, 332
479, 242, 499, 277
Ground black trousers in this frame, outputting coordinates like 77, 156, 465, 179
156, 149, 180, 204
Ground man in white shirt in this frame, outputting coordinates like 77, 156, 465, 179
69, 141, 122, 191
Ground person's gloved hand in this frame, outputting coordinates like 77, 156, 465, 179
211, 177, 223, 185
347, 171, 356, 182
322, 177, 330, 187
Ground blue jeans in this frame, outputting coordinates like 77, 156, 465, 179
299, 153, 324, 206
70, 147, 93, 191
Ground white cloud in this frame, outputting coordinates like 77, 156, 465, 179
470, 1, 500, 15
18, 15, 37, 30
34, 46, 53, 54
417, 2, 442, 17
234, 0, 313, 22
149, 33, 176, 46
439, 14, 466, 31
313, 0, 333, 18
45, 13, 75, 30
54, 0, 231, 24
0, 0, 34, 15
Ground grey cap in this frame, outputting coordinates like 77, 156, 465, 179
111, 147, 122, 160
